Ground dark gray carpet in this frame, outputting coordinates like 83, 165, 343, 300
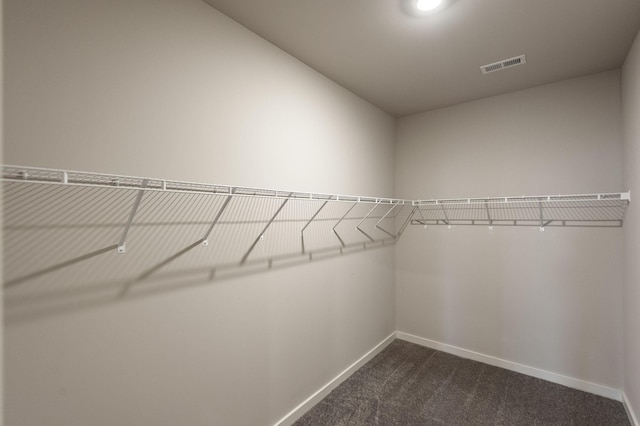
294, 339, 630, 426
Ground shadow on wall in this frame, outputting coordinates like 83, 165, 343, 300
3, 179, 414, 324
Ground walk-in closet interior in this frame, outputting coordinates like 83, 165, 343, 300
3, 0, 640, 425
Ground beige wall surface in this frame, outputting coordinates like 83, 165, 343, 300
622, 28, 640, 422
395, 71, 625, 389
1, 1, 4, 424
3, 0, 396, 425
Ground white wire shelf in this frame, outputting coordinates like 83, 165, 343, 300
0, 165, 406, 204
1, 165, 414, 301
412, 192, 631, 228
1, 164, 631, 312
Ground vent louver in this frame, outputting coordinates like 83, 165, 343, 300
481, 55, 526, 74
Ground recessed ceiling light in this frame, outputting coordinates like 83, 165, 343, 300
402, 0, 451, 16
416, 0, 442, 11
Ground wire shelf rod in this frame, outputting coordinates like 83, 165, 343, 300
1, 165, 406, 205
414, 192, 630, 206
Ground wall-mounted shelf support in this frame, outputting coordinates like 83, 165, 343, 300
485, 201, 493, 230
240, 198, 289, 265
301, 201, 328, 254
376, 203, 400, 238
118, 179, 148, 254
202, 195, 232, 247
356, 202, 379, 242
439, 203, 450, 226
333, 202, 357, 248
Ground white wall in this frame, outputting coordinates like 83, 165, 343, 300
3, 0, 396, 425
4, 0, 634, 424
1, 1, 4, 424
395, 71, 625, 391
622, 28, 640, 423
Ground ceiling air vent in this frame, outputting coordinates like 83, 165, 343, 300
480, 55, 526, 75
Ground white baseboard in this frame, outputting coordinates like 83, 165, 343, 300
396, 331, 622, 402
273, 331, 396, 426
624, 392, 639, 426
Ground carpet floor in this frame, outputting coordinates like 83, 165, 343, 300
293, 339, 630, 426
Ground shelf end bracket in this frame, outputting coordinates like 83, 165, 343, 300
117, 179, 148, 254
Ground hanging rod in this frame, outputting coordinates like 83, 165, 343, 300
0, 165, 407, 205
412, 192, 631, 228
